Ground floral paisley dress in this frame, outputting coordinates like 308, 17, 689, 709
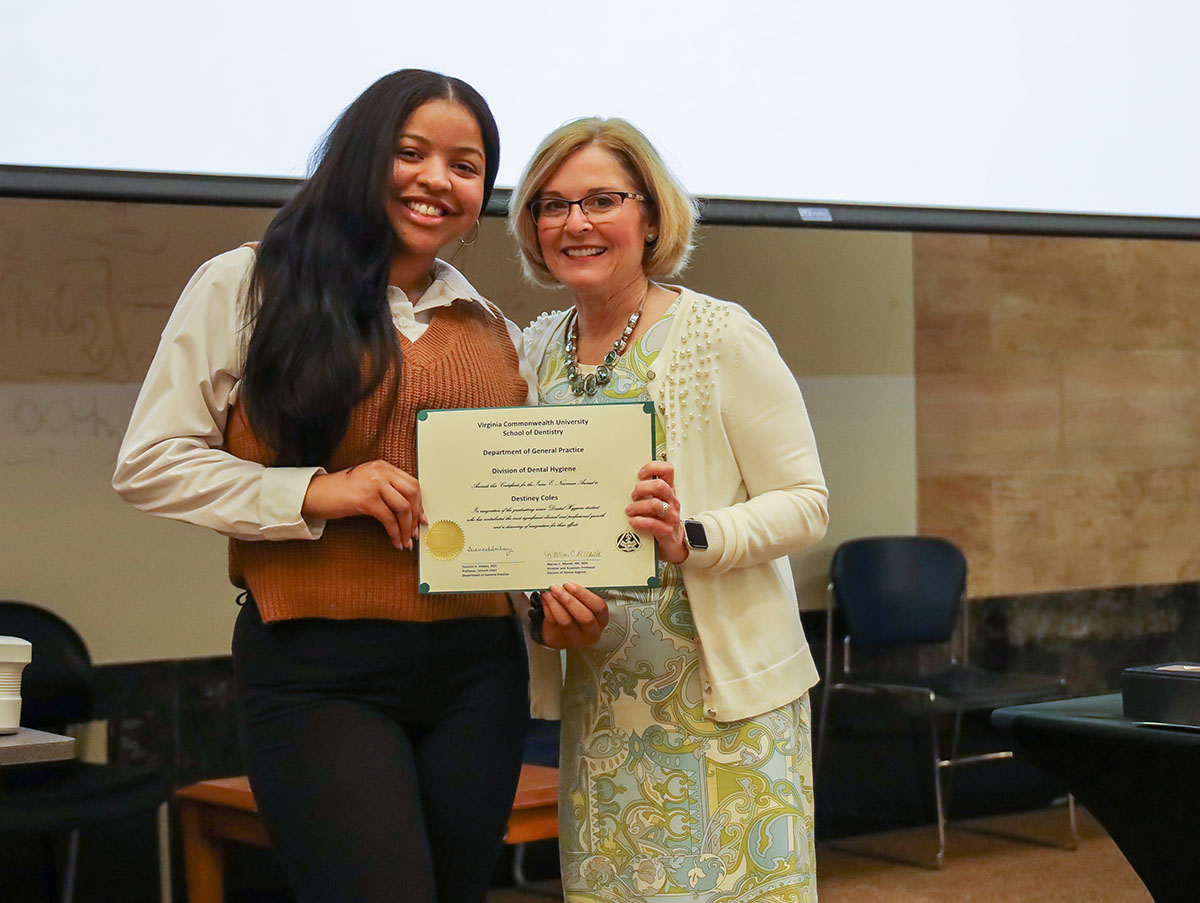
534, 301, 818, 903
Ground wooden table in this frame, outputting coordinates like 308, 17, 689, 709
0, 727, 75, 766
176, 763, 559, 903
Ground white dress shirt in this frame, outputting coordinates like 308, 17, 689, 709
113, 246, 536, 542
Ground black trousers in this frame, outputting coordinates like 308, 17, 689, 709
231, 600, 529, 903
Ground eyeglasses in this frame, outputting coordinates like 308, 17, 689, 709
528, 191, 646, 225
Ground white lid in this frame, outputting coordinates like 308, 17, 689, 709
0, 636, 33, 664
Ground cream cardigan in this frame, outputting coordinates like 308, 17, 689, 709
523, 287, 829, 722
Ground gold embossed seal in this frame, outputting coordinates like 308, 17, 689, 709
426, 520, 465, 561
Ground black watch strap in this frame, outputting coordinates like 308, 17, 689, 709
528, 591, 546, 645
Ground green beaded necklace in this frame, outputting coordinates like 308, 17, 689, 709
564, 285, 650, 397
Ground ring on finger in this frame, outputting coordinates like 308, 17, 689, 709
658, 499, 669, 518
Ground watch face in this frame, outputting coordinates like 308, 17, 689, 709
684, 519, 708, 550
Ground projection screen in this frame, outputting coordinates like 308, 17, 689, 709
2, 0, 1197, 236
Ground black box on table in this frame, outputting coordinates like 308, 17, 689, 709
1122, 663, 1200, 729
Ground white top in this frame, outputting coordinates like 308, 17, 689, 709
113, 246, 537, 542
0, 637, 32, 664
523, 288, 829, 722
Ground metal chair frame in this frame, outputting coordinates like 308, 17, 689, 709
814, 539, 1078, 869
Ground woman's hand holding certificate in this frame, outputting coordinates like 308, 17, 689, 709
533, 583, 610, 649
625, 459, 688, 564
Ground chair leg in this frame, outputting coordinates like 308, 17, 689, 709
157, 800, 173, 903
511, 842, 558, 898
61, 829, 80, 903
814, 686, 834, 779
943, 709, 965, 819
38, 832, 58, 900
1065, 793, 1080, 850
512, 842, 530, 887
818, 697, 948, 870
929, 708, 947, 869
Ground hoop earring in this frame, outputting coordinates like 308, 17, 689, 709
460, 221, 480, 245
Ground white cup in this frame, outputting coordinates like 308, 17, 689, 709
0, 636, 33, 734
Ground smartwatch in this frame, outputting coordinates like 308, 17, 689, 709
683, 519, 708, 551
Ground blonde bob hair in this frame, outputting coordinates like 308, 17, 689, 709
508, 117, 699, 288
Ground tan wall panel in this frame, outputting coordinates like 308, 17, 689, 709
918, 475, 995, 594
990, 471, 1136, 594
915, 233, 1200, 597
918, 359, 1061, 475
1126, 469, 1200, 582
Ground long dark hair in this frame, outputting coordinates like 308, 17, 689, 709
241, 69, 500, 466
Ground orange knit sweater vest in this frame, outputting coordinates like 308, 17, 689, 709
225, 301, 528, 623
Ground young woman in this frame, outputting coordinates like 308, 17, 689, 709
114, 70, 534, 903
509, 118, 829, 902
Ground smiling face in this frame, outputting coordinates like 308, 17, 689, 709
384, 98, 487, 266
535, 144, 656, 297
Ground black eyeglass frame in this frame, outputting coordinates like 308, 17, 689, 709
528, 190, 647, 223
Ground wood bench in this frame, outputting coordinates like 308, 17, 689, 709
176, 763, 559, 903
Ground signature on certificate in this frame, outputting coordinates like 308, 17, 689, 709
467, 545, 515, 558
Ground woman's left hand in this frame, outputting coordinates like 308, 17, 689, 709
537, 583, 610, 649
626, 460, 688, 564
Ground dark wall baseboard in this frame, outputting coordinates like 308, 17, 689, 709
90, 581, 1200, 793
804, 580, 1200, 695
67, 579, 1200, 869
93, 655, 241, 787
968, 581, 1200, 693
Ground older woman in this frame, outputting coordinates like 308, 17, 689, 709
510, 118, 829, 903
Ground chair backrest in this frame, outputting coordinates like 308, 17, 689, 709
0, 600, 95, 729
829, 536, 967, 647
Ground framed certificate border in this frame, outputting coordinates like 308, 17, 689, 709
415, 401, 660, 594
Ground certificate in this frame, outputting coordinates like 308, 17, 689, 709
416, 402, 659, 593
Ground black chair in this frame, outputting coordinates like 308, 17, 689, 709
0, 601, 170, 903
814, 537, 1077, 868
